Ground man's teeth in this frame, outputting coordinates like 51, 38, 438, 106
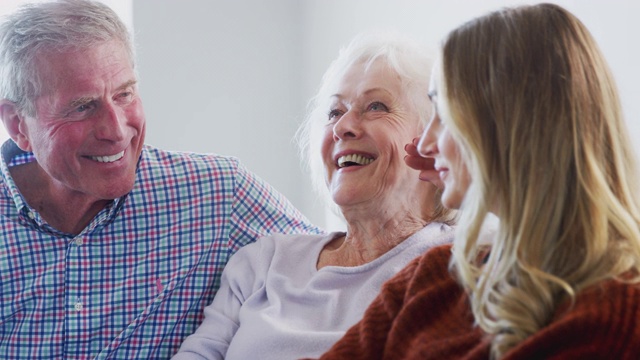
337, 154, 374, 168
92, 151, 125, 163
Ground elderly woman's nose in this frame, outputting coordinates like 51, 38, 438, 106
332, 110, 361, 141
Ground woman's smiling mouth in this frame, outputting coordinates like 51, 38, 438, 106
336, 153, 375, 168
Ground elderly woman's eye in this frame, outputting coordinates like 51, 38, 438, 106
368, 102, 388, 112
328, 109, 343, 120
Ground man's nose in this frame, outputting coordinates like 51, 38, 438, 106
94, 102, 125, 141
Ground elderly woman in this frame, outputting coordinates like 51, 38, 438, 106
172, 33, 454, 359
315, 4, 640, 360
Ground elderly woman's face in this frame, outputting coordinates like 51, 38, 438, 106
321, 60, 426, 208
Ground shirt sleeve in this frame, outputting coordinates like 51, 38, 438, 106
171, 238, 273, 360
228, 161, 321, 253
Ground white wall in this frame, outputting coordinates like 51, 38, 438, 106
132, 0, 316, 226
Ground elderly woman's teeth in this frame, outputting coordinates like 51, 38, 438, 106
337, 154, 374, 168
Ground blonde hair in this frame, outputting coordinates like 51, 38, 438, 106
439, 4, 640, 358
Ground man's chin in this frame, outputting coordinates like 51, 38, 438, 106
99, 180, 136, 200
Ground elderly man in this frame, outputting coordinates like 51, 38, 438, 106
0, 0, 320, 358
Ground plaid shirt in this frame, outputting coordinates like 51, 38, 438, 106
0, 141, 321, 359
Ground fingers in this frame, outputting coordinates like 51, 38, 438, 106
404, 141, 421, 157
404, 154, 435, 171
404, 139, 434, 171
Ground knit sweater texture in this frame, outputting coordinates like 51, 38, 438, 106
316, 244, 640, 360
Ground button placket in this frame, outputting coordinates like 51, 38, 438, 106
74, 300, 83, 312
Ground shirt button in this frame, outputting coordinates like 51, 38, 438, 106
75, 238, 83, 246
27, 211, 35, 219
75, 301, 83, 312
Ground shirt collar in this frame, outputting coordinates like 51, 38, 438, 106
1, 140, 31, 215
0, 139, 127, 237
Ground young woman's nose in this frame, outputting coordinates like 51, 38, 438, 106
417, 115, 441, 157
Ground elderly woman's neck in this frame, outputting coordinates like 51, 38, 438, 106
346, 215, 425, 247
317, 210, 427, 268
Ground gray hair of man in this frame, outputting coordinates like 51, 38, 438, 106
0, 0, 134, 117
296, 31, 434, 217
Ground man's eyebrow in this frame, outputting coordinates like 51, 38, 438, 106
67, 97, 94, 110
61, 80, 138, 115
57, 96, 94, 117
117, 79, 138, 91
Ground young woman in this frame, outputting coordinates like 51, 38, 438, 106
316, 3, 640, 359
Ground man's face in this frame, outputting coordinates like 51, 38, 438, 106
18, 40, 146, 202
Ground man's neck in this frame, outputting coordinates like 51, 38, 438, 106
10, 161, 109, 235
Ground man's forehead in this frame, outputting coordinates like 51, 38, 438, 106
32, 44, 135, 93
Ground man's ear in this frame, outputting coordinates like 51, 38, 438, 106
0, 100, 32, 152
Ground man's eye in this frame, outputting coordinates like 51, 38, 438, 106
64, 101, 95, 118
115, 91, 135, 105
76, 103, 92, 112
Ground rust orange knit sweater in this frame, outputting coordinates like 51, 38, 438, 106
314, 245, 640, 360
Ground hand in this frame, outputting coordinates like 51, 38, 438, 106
404, 138, 443, 188
404, 138, 432, 171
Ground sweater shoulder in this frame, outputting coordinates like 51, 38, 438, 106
506, 280, 640, 359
